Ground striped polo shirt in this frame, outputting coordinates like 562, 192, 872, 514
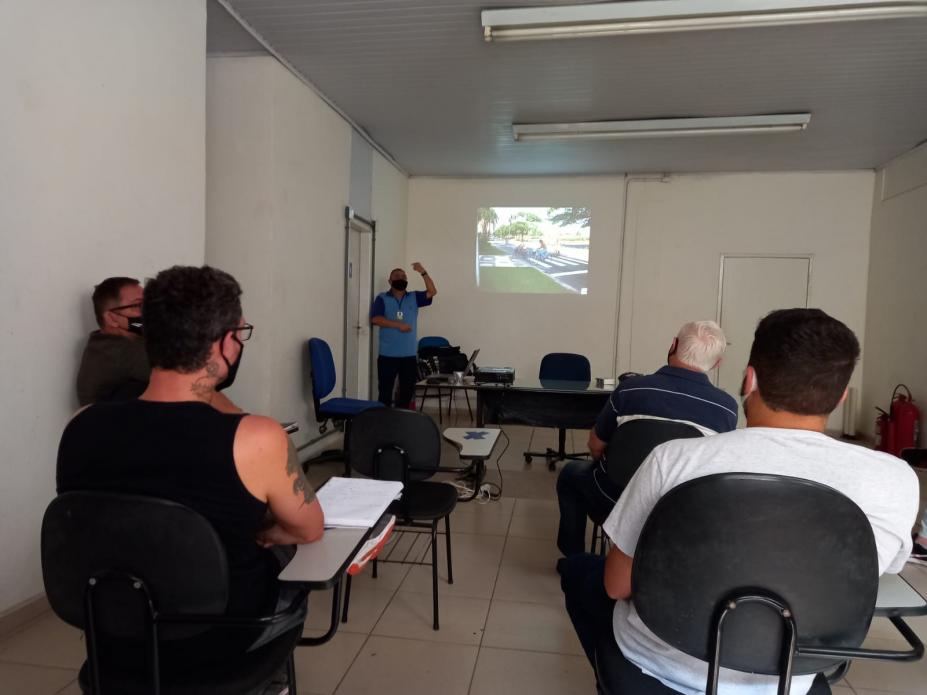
593, 366, 738, 443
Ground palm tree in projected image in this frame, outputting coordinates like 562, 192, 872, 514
477, 207, 498, 239
547, 207, 591, 229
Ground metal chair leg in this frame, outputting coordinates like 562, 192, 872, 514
464, 389, 473, 423
445, 515, 454, 584
286, 649, 297, 693
341, 573, 352, 623
431, 520, 440, 630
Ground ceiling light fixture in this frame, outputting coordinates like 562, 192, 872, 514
511, 114, 812, 141
482, 0, 927, 41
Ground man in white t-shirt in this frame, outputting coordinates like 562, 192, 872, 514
560, 308, 920, 695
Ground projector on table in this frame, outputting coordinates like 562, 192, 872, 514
474, 367, 515, 384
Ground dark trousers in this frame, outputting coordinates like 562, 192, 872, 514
557, 460, 622, 556
561, 553, 677, 693
377, 355, 418, 408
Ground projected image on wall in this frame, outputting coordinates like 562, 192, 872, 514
477, 207, 590, 294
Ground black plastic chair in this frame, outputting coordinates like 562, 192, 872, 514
41, 491, 307, 695
523, 352, 592, 470
596, 473, 924, 695
589, 417, 704, 554
343, 408, 456, 630
603, 418, 704, 492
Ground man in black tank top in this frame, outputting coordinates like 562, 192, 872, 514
57, 265, 325, 664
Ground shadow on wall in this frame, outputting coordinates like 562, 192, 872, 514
301, 338, 318, 434
70, 293, 100, 411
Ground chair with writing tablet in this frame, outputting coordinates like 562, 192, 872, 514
343, 408, 457, 630
595, 473, 924, 695
589, 417, 704, 555
42, 491, 309, 695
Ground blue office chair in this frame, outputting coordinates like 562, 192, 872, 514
418, 336, 451, 350
307, 338, 382, 471
524, 352, 592, 470
418, 335, 453, 422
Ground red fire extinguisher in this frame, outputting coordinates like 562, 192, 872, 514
876, 384, 921, 457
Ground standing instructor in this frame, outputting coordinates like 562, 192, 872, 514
371, 263, 437, 407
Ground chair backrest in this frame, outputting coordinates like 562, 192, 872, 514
42, 491, 229, 640
347, 408, 441, 482
308, 338, 337, 405
604, 418, 704, 488
539, 352, 591, 381
632, 473, 879, 676
418, 336, 451, 350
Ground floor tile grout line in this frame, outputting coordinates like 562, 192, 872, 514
465, 492, 518, 695
55, 677, 80, 695
0, 610, 56, 651
330, 563, 412, 695
0, 658, 79, 672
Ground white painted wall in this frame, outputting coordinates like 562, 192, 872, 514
371, 152, 411, 391
620, 172, 874, 431
861, 144, 927, 438
406, 177, 626, 379
407, 172, 874, 429
0, 0, 206, 614
207, 56, 407, 442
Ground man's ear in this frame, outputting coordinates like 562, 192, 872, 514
741, 366, 758, 396
837, 387, 849, 406
218, 330, 235, 358
101, 309, 118, 329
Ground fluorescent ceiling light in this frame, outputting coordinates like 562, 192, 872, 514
482, 0, 927, 41
511, 114, 812, 141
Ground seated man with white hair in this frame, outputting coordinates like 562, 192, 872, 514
556, 321, 738, 557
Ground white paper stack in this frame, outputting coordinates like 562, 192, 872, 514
317, 477, 403, 528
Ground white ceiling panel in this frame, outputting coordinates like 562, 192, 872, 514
208, 0, 927, 175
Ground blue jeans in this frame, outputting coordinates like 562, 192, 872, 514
556, 460, 621, 556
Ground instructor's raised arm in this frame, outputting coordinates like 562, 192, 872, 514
412, 262, 436, 298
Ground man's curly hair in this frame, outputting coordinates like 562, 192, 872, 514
142, 266, 242, 372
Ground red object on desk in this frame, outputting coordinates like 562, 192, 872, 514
347, 514, 396, 575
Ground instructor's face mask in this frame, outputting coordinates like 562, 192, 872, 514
218, 335, 244, 391
390, 279, 408, 291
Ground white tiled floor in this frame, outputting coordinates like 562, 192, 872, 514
4, 414, 927, 694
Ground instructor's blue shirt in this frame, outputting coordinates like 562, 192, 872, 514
371, 290, 432, 357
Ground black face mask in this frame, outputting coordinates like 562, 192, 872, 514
390, 279, 408, 291
217, 336, 244, 391
113, 311, 144, 336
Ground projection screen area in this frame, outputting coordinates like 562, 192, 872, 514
476, 207, 591, 295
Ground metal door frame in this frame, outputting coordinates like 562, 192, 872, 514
343, 206, 376, 398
